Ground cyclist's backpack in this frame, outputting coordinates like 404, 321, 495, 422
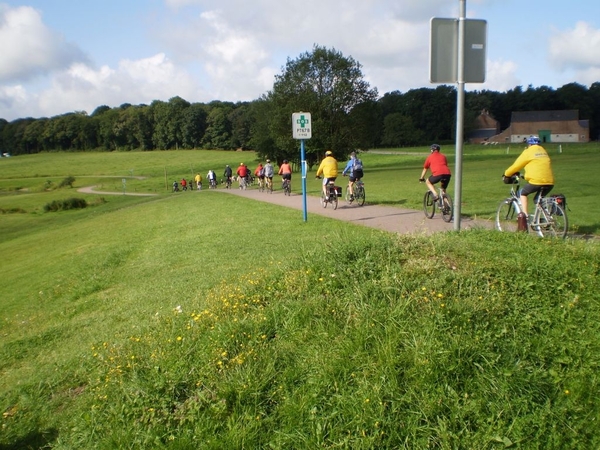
264, 164, 274, 177
353, 158, 364, 178
258, 167, 265, 177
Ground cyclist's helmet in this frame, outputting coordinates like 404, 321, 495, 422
266, 159, 270, 163
325, 150, 333, 156
283, 159, 288, 164
350, 151, 356, 157
430, 144, 441, 152
527, 135, 541, 145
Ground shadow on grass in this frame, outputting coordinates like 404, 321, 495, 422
574, 223, 600, 236
0, 428, 58, 450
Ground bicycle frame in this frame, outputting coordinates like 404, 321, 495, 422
496, 175, 567, 238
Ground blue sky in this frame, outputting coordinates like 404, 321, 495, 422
1, 0, 599, 121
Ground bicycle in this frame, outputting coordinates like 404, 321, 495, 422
224, 177, 232, 189
282, 178, 291, 196
496, 174, 567, 238
265, 177, 273, 193
422, 184, 453, 223
318, 179, 338, 210
257, 177, 265, 192
209, 178, 217, 189
345, 179, 365, 206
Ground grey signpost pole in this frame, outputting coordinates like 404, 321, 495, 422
454, 0, 466, 231
430, 1, 486, 231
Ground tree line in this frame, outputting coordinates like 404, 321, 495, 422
1, 46, 599, 164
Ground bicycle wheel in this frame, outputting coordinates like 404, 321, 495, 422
284, 182, 291, 196
320, 191, 327, 208
441, 193, 453, 222
345, 186, 353, 204
496, 199, 519, 232
537, 203, 568, 238
355, 184, 365, 206
423, 191, 435, 218
332, 188, 338, 210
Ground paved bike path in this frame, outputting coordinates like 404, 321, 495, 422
218, 186, 493, 235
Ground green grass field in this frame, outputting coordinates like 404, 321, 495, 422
1, 146, 600, 449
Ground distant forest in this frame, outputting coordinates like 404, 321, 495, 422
1, 82, 599, 159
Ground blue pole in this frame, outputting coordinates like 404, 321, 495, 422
301, 139, 307, 221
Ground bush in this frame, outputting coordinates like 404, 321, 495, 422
43, 197, 87, 212
58, 176, 76, 188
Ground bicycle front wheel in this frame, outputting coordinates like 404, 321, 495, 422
345, 186, 353, 204
538, 203, 568, 238
321, 191, 327, 208
423, 191, 435, 218
355, 184, 365, 206
496, 199, 519, 232
441, 193, 453, 223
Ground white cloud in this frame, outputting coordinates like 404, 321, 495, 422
478, 59, 520, 92
0, 5, 87, 83
34, 54, 202, 117
548, 21, 600, 70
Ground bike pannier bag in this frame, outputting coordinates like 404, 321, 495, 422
548, 194, 566, 215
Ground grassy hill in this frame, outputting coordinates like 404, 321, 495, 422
1, 147, 599, 449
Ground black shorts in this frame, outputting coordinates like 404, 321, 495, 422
429, 174, 451, 189
281, 173, 292, 180
520, 183, 553, 199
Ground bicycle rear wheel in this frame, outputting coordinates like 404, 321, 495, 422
423, 191, 435, 218
441, 193, 453, 222
496, 199, 519, 232
332, 190, 338, 210
537, 203, 568, 238
355, 184, 365, 206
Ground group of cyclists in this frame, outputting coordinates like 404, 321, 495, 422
173, 137, 553, 220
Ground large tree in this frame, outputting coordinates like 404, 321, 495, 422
264, 45, 378, 164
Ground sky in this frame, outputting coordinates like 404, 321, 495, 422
1, 0, 599, 121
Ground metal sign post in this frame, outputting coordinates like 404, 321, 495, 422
292, 112, 312, 222
430, 0, 487, 231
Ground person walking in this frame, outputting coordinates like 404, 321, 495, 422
236, 163, 249, 189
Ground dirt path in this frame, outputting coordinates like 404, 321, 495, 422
77, 185, 158, 196
216, 185, 493, 235
77, 182, 493, 234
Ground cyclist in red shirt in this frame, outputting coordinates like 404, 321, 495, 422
419, 144, 451, 201
236, 163, 249, 189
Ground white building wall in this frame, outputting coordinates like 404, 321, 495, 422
511, 134, 583, 143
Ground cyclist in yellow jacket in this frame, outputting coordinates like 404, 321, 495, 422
503, 135, 554, 215
316, 150, 339, 200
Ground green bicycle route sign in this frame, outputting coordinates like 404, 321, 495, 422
292, 112, 312, 139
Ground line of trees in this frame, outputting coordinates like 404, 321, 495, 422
1, 45, 599, 164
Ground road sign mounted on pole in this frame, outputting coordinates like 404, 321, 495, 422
430, 17, 487, 83
292, 112, 311, 221
292, 112, 312, 139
